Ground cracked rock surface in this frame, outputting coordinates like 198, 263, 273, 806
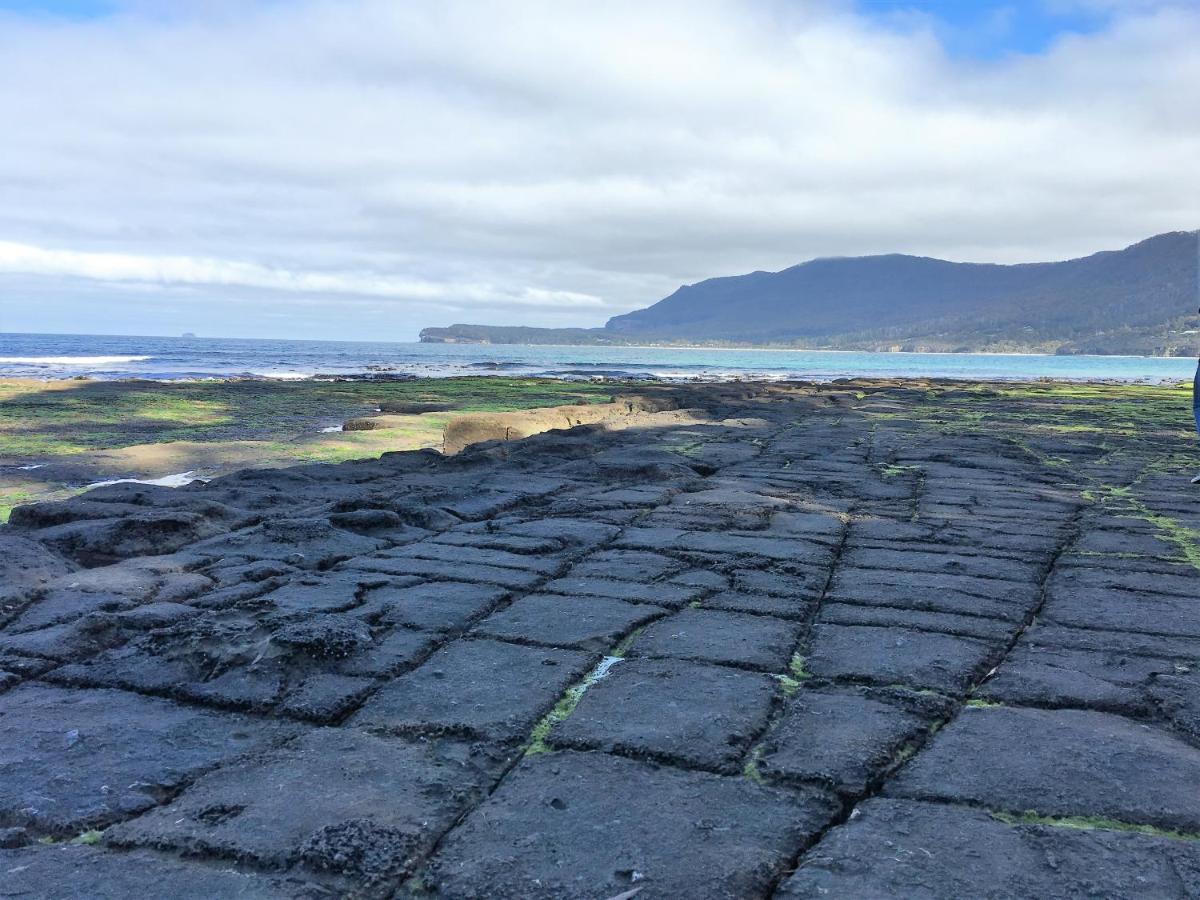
2, 379, 1199, 898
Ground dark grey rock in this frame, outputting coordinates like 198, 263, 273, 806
106, 728, 507, 884
427, 750, 838, 899
888, 705, 1200, 832
779, 798, 1200, 899
539, 576, 703, 608
356, 581, 508, 632
567, 549, 685, 582
0, 844, 330, 898
976, 642, 1172, 716
550, 657, 778, 771
472, 594, 666, 651
343, 555, 543, 590
806, 624, 995, 693
0, 684, 296, 833
351, 639, 594, 741
630, 608, 801, 672
759, 687, 946, 794
703, 590, 814, 620
818, 602, 1015, 642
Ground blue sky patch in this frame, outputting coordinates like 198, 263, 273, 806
0, 0, 115, 17
855, 0, 1108, 58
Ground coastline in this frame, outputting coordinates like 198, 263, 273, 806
0, 376, 618, 520
1, 374, 1195, 521
1, 333, 1196, 385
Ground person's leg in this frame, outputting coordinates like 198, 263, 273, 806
1193, 360, 1200, 483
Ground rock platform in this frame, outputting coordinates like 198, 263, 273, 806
1, 380, 1198, 898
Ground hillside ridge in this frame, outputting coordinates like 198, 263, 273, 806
421, 231, 1200, 355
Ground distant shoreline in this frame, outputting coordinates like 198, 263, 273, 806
1, 332, 1193, 385
415, 341, 1194, 361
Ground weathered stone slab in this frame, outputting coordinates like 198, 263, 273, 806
975, 642, 1174, 716
888, 706, 1200, 831
818, 602, 1015, 642
389, 541, 564, 574
107, 729, 507, 885
191, 518, 385, 569
840, 547, 1041, 582
540, 576, 702, 608
277, 673, 377, 723
630, 608, 801, 672
335, 627, 440, 677
778, 798, 1200, 899
426, 750, 838, 899
429, 531, 563, 555
0, 845, 326, 898
351, 638, 594, 741
502, 517, 620, 547
759, 687, 949, 795
472, 594, 666, 651
1021, 622, 1200, 660
343, 555, 543, 590
565, 549, 685, 582
255, 572, 377, 615
806, 624, 995, 693
1149, 671, 1200, 742
702, 590, 814, 620
729, 566, 826, 599
831, 568, 1038, 611
7, 564, 163, 633
0, 684, 296, 833
1049, 564, 1198, 599
1041, 588, 1200, 639
357, 581, 508, 632
550, 657, 777, 771
0, 532, 74, 623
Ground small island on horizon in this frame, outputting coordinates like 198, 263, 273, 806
421, 230, 1200, 358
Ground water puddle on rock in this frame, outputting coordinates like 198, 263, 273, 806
86, 471, 210, 490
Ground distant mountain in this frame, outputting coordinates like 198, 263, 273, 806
420, 231, 1200, 356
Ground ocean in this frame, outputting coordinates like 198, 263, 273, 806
0, 332, 1195, 383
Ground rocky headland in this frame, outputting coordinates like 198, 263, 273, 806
1, 378, 1198, 897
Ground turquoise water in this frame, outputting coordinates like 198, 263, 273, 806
0, 332, 1195, 383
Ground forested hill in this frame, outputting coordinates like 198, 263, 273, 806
420, 231, 1200, 355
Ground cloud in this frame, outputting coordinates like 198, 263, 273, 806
0, 240, 602, 307
0, 0, 1196, 339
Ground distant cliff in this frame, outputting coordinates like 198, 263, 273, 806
420, 231, 1200, 356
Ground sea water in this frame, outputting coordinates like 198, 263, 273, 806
0, 332, 1194, 383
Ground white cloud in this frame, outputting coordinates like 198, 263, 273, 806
0, 0, 1196, 339
0, 240, 601, 308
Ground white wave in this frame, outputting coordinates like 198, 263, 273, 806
87, 471, 208, 490
320, 424, 344, 433
0, 355, 151, 365
250, 370, 312, 380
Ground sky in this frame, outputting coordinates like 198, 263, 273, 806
0, 0, 1196, 341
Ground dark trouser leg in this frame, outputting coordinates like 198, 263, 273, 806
1195, 361, 1200, 437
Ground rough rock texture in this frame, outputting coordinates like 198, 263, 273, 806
2, 379, 1198, 896
777, 798, 1200, 899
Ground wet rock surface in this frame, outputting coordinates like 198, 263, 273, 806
2, 379, 1199, 896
